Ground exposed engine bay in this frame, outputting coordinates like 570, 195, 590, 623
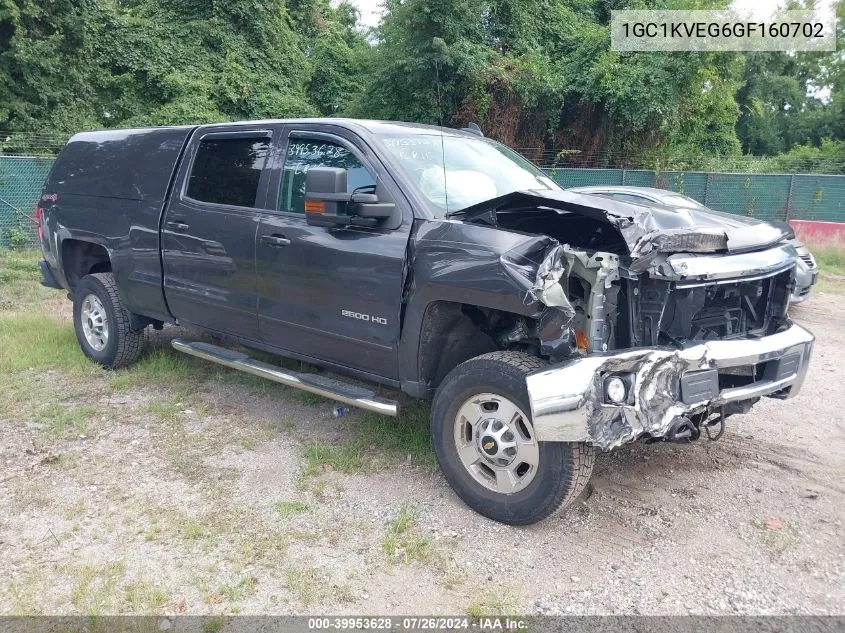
484, 204, 795, 361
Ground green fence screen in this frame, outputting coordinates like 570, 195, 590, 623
2, 158, 844, 246
0, 156, 54, 246
548, 168, 845, 224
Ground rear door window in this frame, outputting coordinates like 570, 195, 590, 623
187, 135, 271, 207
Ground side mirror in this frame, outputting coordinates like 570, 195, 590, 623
305, 167, 396, 227
304, 167, 356, 227
304, 167, 351, 212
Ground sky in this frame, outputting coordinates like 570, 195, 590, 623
348, 0, 383, 28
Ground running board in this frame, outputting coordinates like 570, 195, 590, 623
171, 339, 398, 417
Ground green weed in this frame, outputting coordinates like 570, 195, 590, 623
284, 567, 328, 605
466, 588, 521, 618
35, 402, 98, 438
273, 500, 311, 518
382, 502, 435, 565
218, 575, 258, 602
294, 390, 327, 406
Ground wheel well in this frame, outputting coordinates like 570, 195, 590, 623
417, 301, 539, 392
61, 240, 111, 289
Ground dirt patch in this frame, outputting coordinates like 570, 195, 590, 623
0, 289, 843, 615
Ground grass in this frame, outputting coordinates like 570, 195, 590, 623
300, 443, 370, 479
109, 348, 200, 391
284, 566, 332, 605
137, 502, 291, 571
0, 313, 92, 374
294, 390, 329, 406
68, 561, 127, 615
217, 575, 258, 602
273, 500, 311, 518
34, 402, 99, 438
356, 403, 434, 466
0, 248, 56, 311
466, 588, 521, 618
813, 246, 845, 276
811, 246, 845, 294
297, 403, 434, 483
10, 480, 50, 511
146, 393, 189, 422
379, 502, 464, 587
124, 579, 169, 613
382, 502, 436, 565
181, 519, 207, 541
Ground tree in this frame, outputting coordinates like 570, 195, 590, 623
0, 0, 324, 131
0, 0, 105, 132
358, 0, 744, 156
0, 0, 841, 167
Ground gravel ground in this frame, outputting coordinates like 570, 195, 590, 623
0, 293, 843, 616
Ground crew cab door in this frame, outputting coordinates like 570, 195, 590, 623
256, 127, 412, 379
162, 125, 276, 339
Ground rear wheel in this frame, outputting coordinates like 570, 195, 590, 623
431, 351, 594, 525
73, 273, 144, 368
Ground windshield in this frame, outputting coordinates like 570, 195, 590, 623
377, 133, 559, 216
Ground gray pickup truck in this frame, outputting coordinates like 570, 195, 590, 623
37, 119, 814, 525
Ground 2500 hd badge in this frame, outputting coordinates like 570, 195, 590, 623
342, 309, 388, 325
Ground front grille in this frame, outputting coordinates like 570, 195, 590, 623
633, 269, 792, 345
631, 267, 793, 347
663, 277, 774, 340
799, 252, 816, 269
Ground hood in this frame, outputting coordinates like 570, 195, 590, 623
448, 189, 787, 267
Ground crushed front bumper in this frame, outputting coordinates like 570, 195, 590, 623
526, 322, 814, 450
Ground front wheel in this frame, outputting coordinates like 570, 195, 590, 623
431, 351, 595, 525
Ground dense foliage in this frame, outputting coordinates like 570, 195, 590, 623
1, 0, 843, 166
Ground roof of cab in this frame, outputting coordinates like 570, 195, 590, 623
70, 118, 482, 140
199, 117, 483, 139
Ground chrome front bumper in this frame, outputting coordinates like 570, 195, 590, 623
526, 322, 814, 450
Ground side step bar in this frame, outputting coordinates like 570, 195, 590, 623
171, 339, 398, 417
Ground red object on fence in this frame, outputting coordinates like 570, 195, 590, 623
35, 205, 43, 242
789, 219, 845, 246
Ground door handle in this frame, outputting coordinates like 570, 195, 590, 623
166, 221, 190, 232
261, 234, 291, 247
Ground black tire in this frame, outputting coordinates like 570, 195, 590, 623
73, 273, 144, 369
431, 350, 595, 525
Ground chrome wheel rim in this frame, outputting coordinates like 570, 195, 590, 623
453, 393, 539, 494
80, 294, 109, 351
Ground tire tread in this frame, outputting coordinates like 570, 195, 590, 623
76, 273, 144, 368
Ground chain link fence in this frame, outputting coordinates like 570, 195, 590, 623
0, 131, 69, 246
545, 168, 845, 223
2, 131, 845, 246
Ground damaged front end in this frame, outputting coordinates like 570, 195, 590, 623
525, 324, 813, 449
469, 190, 815, 450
